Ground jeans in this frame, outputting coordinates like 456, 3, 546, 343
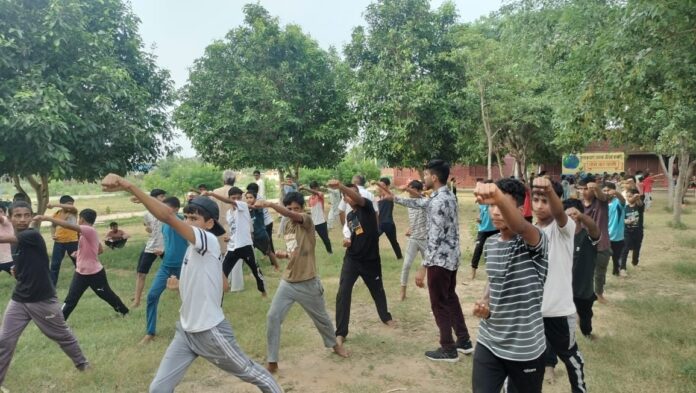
50, 241, 78, 286
610, 240, 625, 275
147, 265, 182, 335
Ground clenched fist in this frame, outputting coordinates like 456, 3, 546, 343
101, 174, 131, 193
473, 183, 502, 205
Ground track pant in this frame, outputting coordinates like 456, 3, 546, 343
315, 222, 333, 254
265, 223, 275, 253
427, 266, 470, 350
149, 320, 282, 393
610, 240, 625, 275
574, 296, 595, 337
379, 222, 402, 259
401, 237, 426, 286
472, 344, 544, 393
621, 229, 644, 268
335, 256, 392, 338
0, 298, 88, 385
50, 241, 78, 285
471, 230, 500, 269
266, 278, 336, 363
62, 269, 129, 320
222, 245, 266, 294
540, 315, 587, 393
593, 249, 612, 296
146, 265, 182, 336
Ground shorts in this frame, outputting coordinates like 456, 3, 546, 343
137, 250, 162, 274
0, 262, 13, 275
253, 237, 272, 255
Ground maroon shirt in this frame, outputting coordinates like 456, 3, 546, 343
584, 198, 609, 251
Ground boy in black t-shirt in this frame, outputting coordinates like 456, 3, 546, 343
0, 202, 88, 389
328, 180, 394, 346
377, 177, 403, 260
621, 187, 645, 271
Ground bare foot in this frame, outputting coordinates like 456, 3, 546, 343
336, 335, 345, 346
596, 294, 608, 304
266, 362, 278, 374
261, 291, 268, 298
333, 343, 350, 358
130, 301, 141, 308
139, 335, 155, 345
385, 319, 397, 328
273, 263, 280, 272
400, 286, 407, 301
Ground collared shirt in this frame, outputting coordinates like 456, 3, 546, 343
395, 186, 460, 271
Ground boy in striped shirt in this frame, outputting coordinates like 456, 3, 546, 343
472, 179, 549, 393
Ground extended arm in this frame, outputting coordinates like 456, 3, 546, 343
34, 216, 82, 233
255, 200, 304, 223
475, 183, 540, 246
328, 180, 365, 207
47, 203, 78, 214
204, 191, 238, 207
376, 182, 427, 209
589, 182, 609, 202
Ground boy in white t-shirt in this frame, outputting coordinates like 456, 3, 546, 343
0, 206, 13, 275
205, 187, 267, 296
300, 181, 333, 254
101, 174, 281, 393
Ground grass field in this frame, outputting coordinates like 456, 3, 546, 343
1, 191, 695, 392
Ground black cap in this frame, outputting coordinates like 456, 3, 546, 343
188, 197, 225, 236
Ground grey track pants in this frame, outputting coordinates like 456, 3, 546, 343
401, 238, 427, 286
0, 297, 88, 385
266, 278, 336, 363
149, 320, 282, 393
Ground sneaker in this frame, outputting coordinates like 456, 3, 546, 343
456, 339, 474, 355
619, 269, 627, 277
425, 347, 459, 362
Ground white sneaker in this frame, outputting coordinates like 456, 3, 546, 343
619, 269, 628, 277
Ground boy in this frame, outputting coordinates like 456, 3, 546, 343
641, 171, 662, 210
100, 174, 282, 393
133, 189, 167, 308
471, 179, 499, 280
253, 170, 266, 199
576, 176, 611, 303
300, 181, 333, 254
471, 179, 549, 393
247, 183, 275, 253
379, 159, 472, 361
256, 192, 348, 374
141, 197, 189, 344
338, 174, 379, 227
0, 206, 12, 276
205, 188, 267, 296
397, 180, 427, 301
621, 188, 645, 272
603, 183, 626, 277
329, 179, 394, 346
104, 222, 129, 249
0, 201, 89, 390
34, 209, 129, 320
48, 195, 79, 285
377, 177, 403, 260
245, 191, 280, 271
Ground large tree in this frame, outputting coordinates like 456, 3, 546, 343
345, 0, 472, 169
174, 4, 354, 182
0, 0, 175, 214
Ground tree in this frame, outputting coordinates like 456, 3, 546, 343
345, 0, 473, 169
174, 4, 354, 187
0, 0, 175, 215
142, 157, 221, 197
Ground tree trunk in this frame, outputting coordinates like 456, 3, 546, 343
658, 155, 676, 210
26, 174, 49, 216
11, 174, 32, 205
278, 168, 285, 200
479, 82, 494, 180
495, 150, 504, 179
672, 148, 692, 226
293, 163, 300, 184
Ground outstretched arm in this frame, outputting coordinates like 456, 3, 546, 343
46, 203, 78, 214
588, 182, 609, 202
255, 200, 304, 223
376, 182, 427, 209
203, 191, 238, 207
327, 180, 365, 207
33, 215, 82, 233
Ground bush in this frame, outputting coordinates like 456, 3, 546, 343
297, 160, 381, 187
143, 157, 221, 198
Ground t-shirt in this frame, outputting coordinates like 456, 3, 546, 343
53, 210, 78, 243
255, 179, 266, 199
75, 225, 104, 275
179, 227, 225, 332
225, 201, 253, 251
250, 209, 268, 240
12, 229, 56, 303
377, 199, 394, 225
477, 231, 548, 362
309, 193, 326, 226
522, 190, 533, 218
346, 203, 380, 262
338, 186, 379, 214
607, 198, 625, 242
283, 182, 298, 195
642, 176, 654, 193
572, 228, 598, 299
583, 198, 609, 251
478, 204, 496, 232
539, 219, 577, 317
256, 195, 273, 226
144, 212, 164, 253
283, 213, 317, 282
162, 216, 188, 268
0, 219, 13, 263
625, 203, 645, 231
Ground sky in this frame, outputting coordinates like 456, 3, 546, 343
129, 0, 505, 157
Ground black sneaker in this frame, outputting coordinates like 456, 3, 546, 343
425, 347, 459, 362
456, 339, 474, 355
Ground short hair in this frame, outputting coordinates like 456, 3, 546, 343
59, 195, 75, 204
495, 178, 526, 207
12, 192, 28, 202
223, 170, 236, 186
345, 182, 357, 189
425, 159, 450, 184
246, 183, 259, 193
79, 208, 97, 225
408, 180, 423, 191
563, 198, 584, 213
603, 182, 616, 190
285, 174, 293, 179
245, 191, 258, 199
163, 196, 181, 209
109, 221, 118, 227
183, 203, 212, 221
353, 175, 366, 186
379, 177, 391, 186
283, 191, 305, 207
150, 189, 167, 198
228, 187, 243, 197
253, 170, 261, 176
197, 184, 208, 190
626, 187, 640, 195
577, 175, 595, 186
309, 181, 319, 189
9, 201, 32, 215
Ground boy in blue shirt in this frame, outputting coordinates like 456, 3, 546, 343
470, 179, 499, 279
602, 183, 626, 276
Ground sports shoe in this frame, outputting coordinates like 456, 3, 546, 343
456, 339, 474, 355
425, 347, 459, 362
619, 269, 628, 277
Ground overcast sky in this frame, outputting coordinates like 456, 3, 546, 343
129, 0, 504, 157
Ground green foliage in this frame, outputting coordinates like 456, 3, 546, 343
298, 158, 381, 186
142, 157, 220, 198
174, 4, 354, 176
